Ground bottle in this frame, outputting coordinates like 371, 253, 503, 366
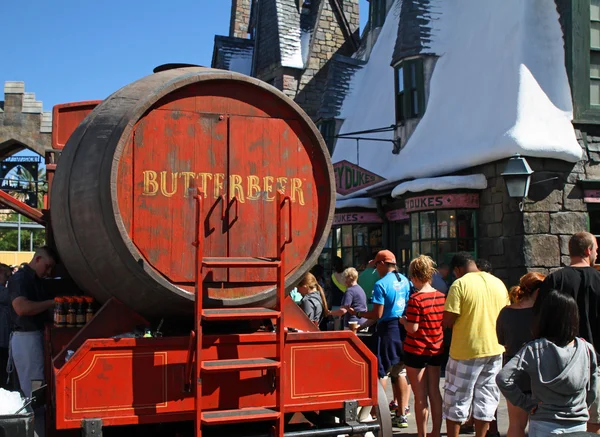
75, 297, 85, 328
65, 297, 76, 328
84, 296, 95, 323
54, 297, 65, 328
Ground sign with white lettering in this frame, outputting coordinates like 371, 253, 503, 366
584, 189, 600, 203
333, 212, 384, 225
333, 160, 384, 195
405, 193, 479, 213
385, 208, 409, 221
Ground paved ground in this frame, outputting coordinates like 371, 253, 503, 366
384, 377, 509, 437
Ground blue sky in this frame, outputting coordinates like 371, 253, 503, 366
1, 0, 369, 112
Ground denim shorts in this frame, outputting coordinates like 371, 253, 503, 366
528, 420, 586, 437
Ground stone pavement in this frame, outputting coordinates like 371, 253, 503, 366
384, 377, 509, 437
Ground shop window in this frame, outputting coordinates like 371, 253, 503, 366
370, 0, 386, 29
395, 58, 425, 124
410, 209, 477, 265
589, 209, 600, 239
318, 224, 383, 275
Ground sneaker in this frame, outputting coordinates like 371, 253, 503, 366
403, 406, 411, 417
392, 415, 409, 428
389, 400, 398, 412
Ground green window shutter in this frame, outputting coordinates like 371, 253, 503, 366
403, 64, 411, 120
415, 58, 425, 117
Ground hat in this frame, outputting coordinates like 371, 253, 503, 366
371, 250, 396, 265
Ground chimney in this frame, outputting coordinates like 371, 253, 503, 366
229, 0, 252, 39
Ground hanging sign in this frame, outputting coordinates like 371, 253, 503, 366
405, 193, 479, 213
584, 189, 600, 203
385, 208, 409, 221
333, 212, 384, 225
333, 160, 384, 195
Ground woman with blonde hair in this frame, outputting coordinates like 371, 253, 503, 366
496, 272, 545, 437
399, 255, 446, 437
330, 267, 368, 329
297, 272, 329, 325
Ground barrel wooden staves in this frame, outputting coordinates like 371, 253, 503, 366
51, 68, 335, 318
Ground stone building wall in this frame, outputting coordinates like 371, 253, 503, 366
230, 0, 252, 38
474, 161, 525, 287
475, 128, 593, 287
253, 0, 360, 118
0, 82, 52, 159
293, 0, 360, 117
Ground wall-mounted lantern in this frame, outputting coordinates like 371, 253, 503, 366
501, 154, 534, 211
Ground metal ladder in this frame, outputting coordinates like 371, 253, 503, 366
187, 188, 291, 437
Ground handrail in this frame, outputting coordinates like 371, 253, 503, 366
282, 196, 292, 245
0, 190, 45, 225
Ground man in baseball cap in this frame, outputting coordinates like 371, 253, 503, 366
370, 250, 396, 265
349, 249, 411, 427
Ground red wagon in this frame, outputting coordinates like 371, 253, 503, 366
4, 67, 392, 437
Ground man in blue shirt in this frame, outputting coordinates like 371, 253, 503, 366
349, 250, 411, 428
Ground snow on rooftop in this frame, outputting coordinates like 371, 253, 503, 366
332, 0, 581, 196
331, 1, 400, 170
336, 197, 378, 209
391, 174, 487, 198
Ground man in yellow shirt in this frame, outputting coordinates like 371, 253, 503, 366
442, 252, 509, 437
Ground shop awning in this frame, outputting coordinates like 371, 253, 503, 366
391, 174, 487, 198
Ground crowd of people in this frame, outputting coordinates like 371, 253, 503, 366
0, 247, 57, 437
295, 232, 600, 437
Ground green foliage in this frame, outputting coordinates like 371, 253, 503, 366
0, 163, 47, 251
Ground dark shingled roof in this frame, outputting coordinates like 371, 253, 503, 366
255, 0, 282, 74
212, 36, 255, 73
392, 0, 437, 65
318, 54, 366, 119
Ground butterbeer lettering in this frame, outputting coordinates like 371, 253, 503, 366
263, 176, 275, 201
140, 170, 307, 204
247, 175, 261, 200
160, 171, 178, 197
214, 173, 225, 199
142, 171, 159, 196
291, 178, 305, 206
197, 173, 213, 198
276, 177, 288, 195
180, 172, 196, 197
229, 174, 245, 203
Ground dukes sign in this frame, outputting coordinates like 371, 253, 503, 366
333, 160, 385, 195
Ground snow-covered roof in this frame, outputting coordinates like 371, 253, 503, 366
276, 0, 319, 69
332, 0, 400, 167
332, 0, 582, 196
391, 174, 487, 198
318, 55, 366, 119
336, 197, 378, 209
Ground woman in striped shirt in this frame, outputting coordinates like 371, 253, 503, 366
400, 255, 446, 437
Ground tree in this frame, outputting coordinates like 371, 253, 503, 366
0, 162, 47, 250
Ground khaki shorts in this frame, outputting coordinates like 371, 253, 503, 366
590, 384, 600, 424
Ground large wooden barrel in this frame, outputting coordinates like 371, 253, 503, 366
51, 68, 335, 318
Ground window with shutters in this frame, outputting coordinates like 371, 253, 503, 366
394, 58, 425, 124
370, 0, 386, 29
559, 0, 600, 123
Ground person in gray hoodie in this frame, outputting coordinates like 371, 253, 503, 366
496, 289, 598, 437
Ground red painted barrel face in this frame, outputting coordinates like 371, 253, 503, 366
115, 81, 328, 302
